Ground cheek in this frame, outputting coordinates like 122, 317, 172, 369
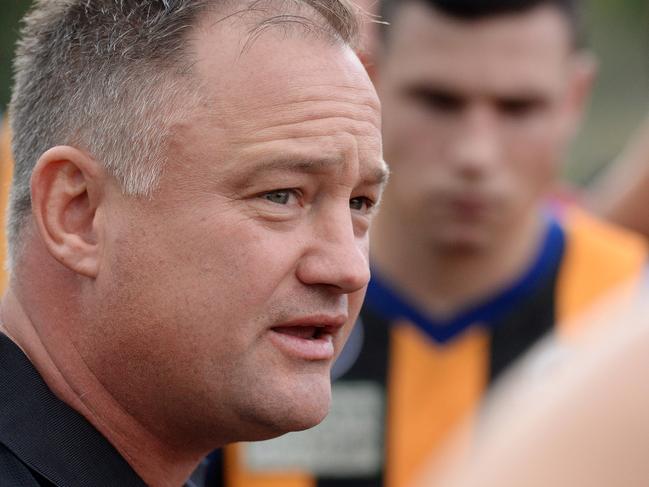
113, 215, 302, 328
181, 225, 302, 311
383, 99, 439, 163
509, 135, 561, 193
348, 287, 366, 318
381, 98, 453, 193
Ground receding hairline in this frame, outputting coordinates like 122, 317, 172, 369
160, 1, 368, 166
190, 0, 360, 56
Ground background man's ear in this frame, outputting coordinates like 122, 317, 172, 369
30, 146, 106, 278
361, 40, 382, 84
564, 52, 598, 137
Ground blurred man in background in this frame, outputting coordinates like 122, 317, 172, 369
220, 1, 647, 486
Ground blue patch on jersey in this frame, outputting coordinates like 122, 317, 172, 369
364, 217, 566, 344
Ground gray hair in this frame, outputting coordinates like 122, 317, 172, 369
8, 0, 361, 266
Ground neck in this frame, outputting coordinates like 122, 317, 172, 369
371, 208, 547, 318
1, 286, 204, 487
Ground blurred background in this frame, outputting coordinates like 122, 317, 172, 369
1, 0, 649, 183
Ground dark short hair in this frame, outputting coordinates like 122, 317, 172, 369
380, 0, 583, 48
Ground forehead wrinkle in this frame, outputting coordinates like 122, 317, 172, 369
230, 131, 384, 184
260, 92, 380, 120
200, 87, 380, 149
250, 80, 380, 109
221, 91, 379, 127
233, 96, 379, 141
247, 119, 380, 145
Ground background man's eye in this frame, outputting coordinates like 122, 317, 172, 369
263, 191, 291, 204
498, 98, 544, 117
406, 87, 465, 113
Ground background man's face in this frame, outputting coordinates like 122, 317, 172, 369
375, 4, 584, 251
83, 25, 384, 446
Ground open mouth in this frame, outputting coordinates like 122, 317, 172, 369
269, 324, 337, 360
271, 325, 330, 340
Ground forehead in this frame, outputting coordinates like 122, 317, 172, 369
383, 3, 574, 95
189, 15, 380, 125
169, 18, 383, 183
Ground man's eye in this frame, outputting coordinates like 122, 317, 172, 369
350, 196, 373, 213
498, 98, 544, 118
262, 190, 293, 205
406, 87, 465, 114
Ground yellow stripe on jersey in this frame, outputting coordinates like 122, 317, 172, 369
557, 206, 647, 328
386, 323, 488, 487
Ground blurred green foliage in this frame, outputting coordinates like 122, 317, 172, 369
569, 0, 649, 182
0, 0, 32, 112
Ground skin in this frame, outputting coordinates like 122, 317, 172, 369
369, 3, 594, 316
0, 15, 386, 487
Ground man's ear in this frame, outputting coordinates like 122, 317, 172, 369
30, 146, 107, 278
362, 41, 383, 85
564, 51, 598, 137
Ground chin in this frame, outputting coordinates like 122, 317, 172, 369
278, 381, 332, 431
432, 236, 488, 255
430, 226, 494, 253
446, 239, 489, 254
239, 376, 332, 441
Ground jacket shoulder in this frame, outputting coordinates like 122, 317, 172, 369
0, 443, 51, 486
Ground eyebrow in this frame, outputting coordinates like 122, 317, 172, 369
258, 155, 341, 174
404, 81, 551, 104
370, 160, 391, 186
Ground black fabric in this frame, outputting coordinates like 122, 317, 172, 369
0, 333, 148, 487
487, 253, 561, 384
333, 306, 391, 383
0, 442, 54, 487
203, 449, 225, 487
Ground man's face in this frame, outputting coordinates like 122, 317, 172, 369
87, 25, 385, 445
375, 4, 587, 251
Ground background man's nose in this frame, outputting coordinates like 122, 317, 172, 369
449, 106, 501, 179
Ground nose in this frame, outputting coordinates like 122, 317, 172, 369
296, 209, 370, 294
448, 104, 501, 180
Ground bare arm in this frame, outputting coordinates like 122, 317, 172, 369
588, 113, 649, 237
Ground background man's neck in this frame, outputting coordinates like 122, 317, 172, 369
370, 210, 547, 319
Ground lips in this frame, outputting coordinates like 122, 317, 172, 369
445, 193, 493, 220
271, 325, 328, 339
268, 316, 346, 361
